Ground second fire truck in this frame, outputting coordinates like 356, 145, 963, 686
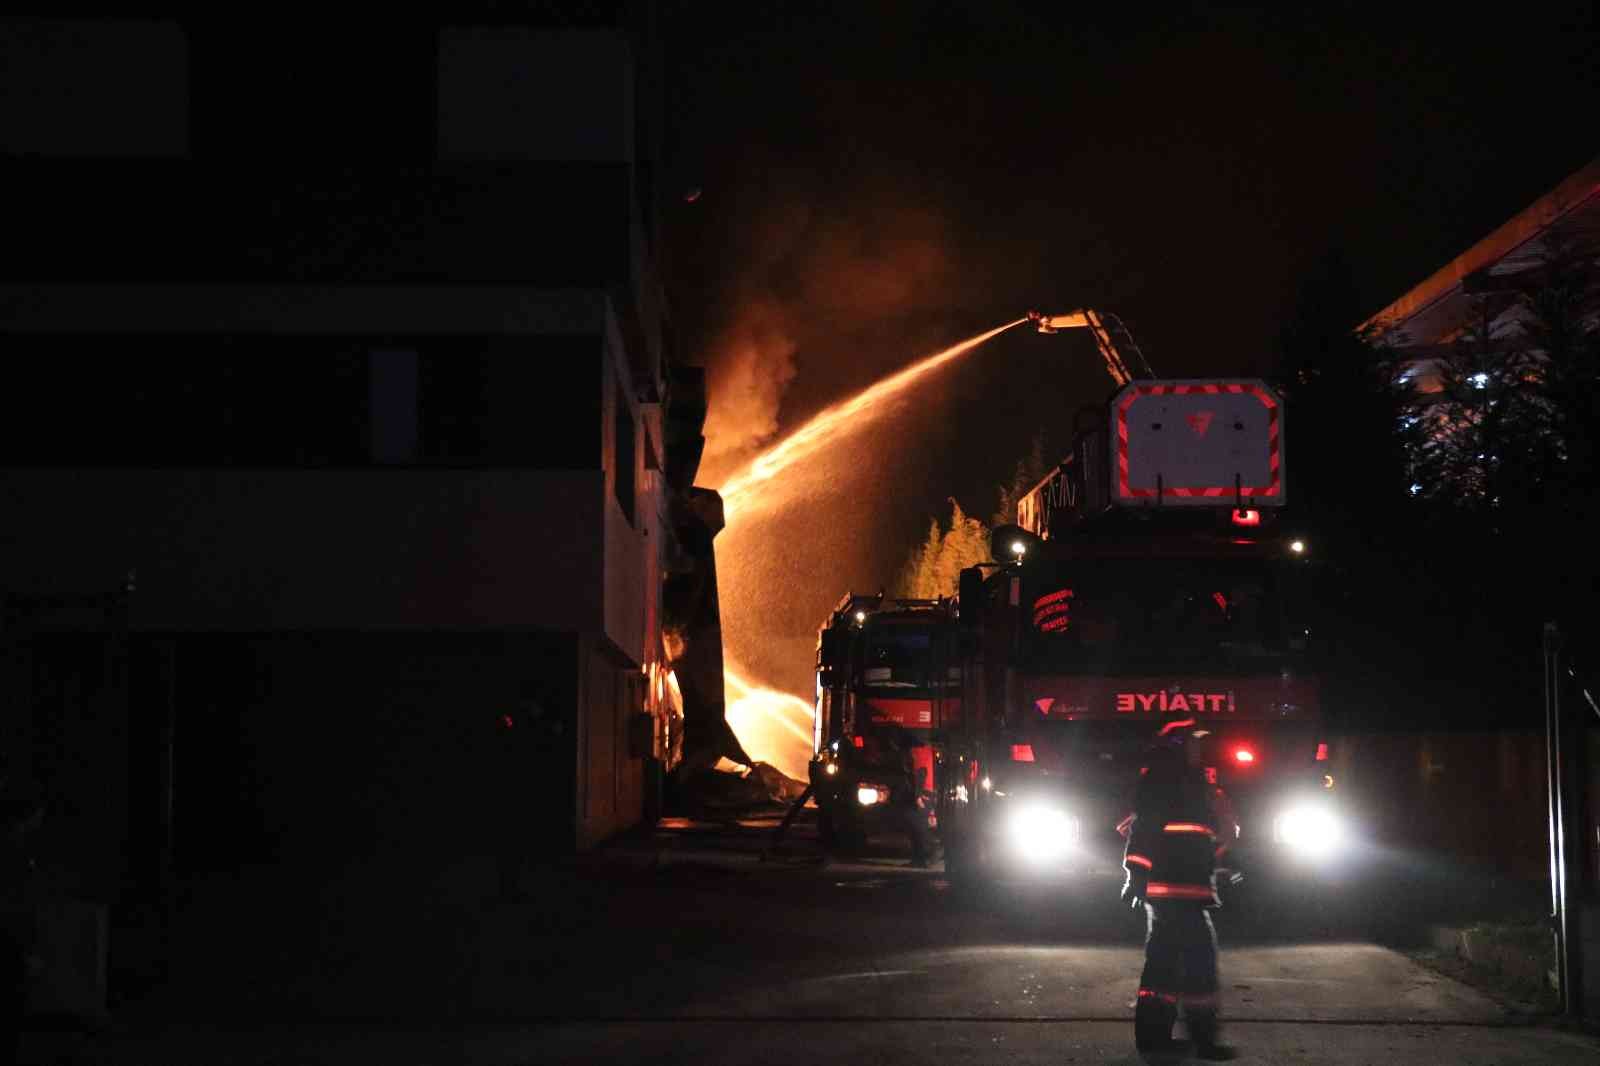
808, 593, 960, 856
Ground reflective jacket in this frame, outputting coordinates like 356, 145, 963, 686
1122, 754, 1233, 907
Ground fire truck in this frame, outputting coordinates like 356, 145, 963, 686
938, 340, 1339, 887
808, 593, 961, 855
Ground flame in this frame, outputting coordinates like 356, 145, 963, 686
723, 665, 814, 781
718, 319, 1027, 521
711, 320, 1028, 775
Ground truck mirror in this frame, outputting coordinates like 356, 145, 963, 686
958, 567, 984, 629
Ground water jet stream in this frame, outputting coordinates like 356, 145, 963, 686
719, 319, 1027, 521
712, 318, 1028, 778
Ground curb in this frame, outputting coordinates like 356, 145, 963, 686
1425, 921, 1560, 1014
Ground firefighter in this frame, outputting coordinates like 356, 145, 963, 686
1121, 719, 1239, 1060
875, 724, 935, 868
891, 730, 936, 868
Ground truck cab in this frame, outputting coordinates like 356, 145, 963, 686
811, 594, 960, 854
940, 379, 1342, 886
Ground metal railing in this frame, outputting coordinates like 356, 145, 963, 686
1544, 622, 1593, 1020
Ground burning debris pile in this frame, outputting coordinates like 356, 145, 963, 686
675, 760, 809, 815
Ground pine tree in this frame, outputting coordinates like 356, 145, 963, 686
898, 517, 945, 599
897, 499, 992, 598
934, 498, 989, 595
992, 433, 1050, 526
1402, 229, 1600, 639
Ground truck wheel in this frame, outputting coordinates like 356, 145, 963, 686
818, 808, 840, 849
820, 808, 867, 856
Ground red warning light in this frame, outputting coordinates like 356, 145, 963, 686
1316, 742, 1329, 761
1233, 748, 1255, 764
1011, 744, 1036, 763
852, 735, 865, 749
1231, 509, 1261, 527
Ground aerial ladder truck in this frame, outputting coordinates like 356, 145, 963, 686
937, 310, 1340, 892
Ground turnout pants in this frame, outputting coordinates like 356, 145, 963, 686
893, 791, 932, 864
1136, 901, 1220, 1045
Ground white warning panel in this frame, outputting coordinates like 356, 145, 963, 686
1112, 380, 1285, 507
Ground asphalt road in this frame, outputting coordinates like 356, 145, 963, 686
35, 811, 1597, 1065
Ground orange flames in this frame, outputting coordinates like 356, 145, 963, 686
722, 667, 815, 781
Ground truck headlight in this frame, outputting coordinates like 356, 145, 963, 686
1273, 803, 1342, 858
1007, 802, 1077, 862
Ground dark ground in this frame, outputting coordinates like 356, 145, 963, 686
18, 807, 1592, 1065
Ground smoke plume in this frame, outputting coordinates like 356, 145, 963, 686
692, 181, 956, 488
698, 297, 799, 487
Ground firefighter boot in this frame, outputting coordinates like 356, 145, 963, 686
1187, 1011, 1237, 1061
1134, 997, 1183, 1054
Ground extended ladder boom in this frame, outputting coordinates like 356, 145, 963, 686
1025, 308, 1154, 385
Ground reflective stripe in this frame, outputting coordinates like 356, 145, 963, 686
1137, 988, 1180, 1004
1162, 822, 1215, 835
1146, 881, 1215, 900
1125, 853, 1153, 869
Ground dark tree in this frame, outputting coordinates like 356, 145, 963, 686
992, 432, 1050, 527
1405, 229, 1600, 653
1273, 250, 1469, 728
1278, 237, 1600, 726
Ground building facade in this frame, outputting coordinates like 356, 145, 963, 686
0, 5, 703, 919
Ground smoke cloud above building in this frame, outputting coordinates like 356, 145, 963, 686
687, 166, 958, 488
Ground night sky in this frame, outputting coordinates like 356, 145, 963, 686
660, 2, 1599, 494
649, 2, 1600, 719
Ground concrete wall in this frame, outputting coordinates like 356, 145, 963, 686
576, 636, 648, 850
0, 469, 604, 633
1333, 730, 1553, 882
583, 314, 661, 845
601, 309, 663, 667
437, 28, 633, 163
3, 629, 586, 885
0, 17, 187, 158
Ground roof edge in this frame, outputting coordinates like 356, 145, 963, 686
1359, 155, 1600, 337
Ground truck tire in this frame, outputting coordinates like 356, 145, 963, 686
819, 807, 867, 856
818, 807, 840, 849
